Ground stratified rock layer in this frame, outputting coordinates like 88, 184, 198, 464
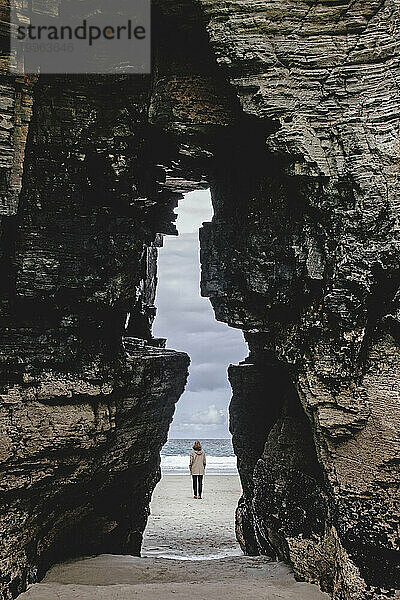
0, 1, 399, 600
198, 1, 400, 597
0, 345, 188, 596
0, 72, 193, 599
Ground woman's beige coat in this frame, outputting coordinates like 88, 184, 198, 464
189, 450, 206, 475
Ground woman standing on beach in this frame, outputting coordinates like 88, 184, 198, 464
189, 441, 206, 499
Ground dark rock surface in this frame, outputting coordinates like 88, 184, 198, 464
195, 2, 399, 598
0, 72, 192, 599
0, 1, 399, 600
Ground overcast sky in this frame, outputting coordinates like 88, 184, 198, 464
153, 189, 248, 439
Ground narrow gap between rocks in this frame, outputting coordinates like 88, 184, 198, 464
142, 188, 247, 561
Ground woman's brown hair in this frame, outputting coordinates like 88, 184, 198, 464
193, 440, 202, 451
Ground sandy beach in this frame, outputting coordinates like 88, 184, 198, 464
18, 475, 329, 600
142, 474, 243, 559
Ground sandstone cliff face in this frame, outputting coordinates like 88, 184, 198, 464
0, 1, 399, 600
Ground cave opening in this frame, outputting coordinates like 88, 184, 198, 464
0, 64, 340, 596
132, 109, 337, 582
141, 187, 248, 560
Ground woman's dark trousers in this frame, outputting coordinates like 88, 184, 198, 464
192, 475, 203, 497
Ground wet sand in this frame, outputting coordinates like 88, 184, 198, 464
142, 473, 243, 559
18, 475, 330, 600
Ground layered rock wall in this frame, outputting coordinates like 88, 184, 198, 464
0, 71, 193, 599
200, 127, 399, 598
198, 1, 400, 596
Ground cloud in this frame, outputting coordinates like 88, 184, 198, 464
175, 189, 214, 234
186, 363, 230, 392
152, 190, 248, 438
171, 423, 226, 434
191, 404, 227, 425
169, 400, 229, 438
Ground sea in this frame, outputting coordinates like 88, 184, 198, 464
161, 438, 237, 475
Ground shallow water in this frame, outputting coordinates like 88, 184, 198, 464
142, 547, 243, 560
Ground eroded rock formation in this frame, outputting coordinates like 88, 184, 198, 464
0, 0, 399, 599
198, 1, 400, 598
0, 72, 193, 598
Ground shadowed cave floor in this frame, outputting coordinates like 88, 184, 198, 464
18, 476, 329, 599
